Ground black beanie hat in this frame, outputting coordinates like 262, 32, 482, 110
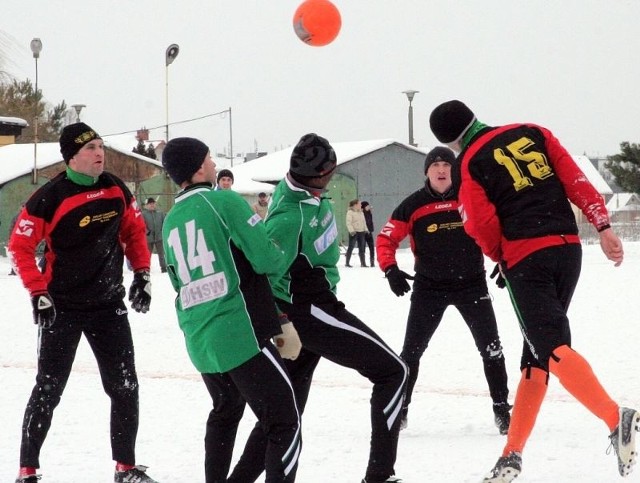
217, 169, 234, 183
360, 201, 370, 209
162, 137, 209, 185
290, 133, 337, 178
429, 100, 476, 144
59, 122, 101, 163
424, 146, 456, 172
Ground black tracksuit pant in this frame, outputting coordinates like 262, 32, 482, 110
202, 344, 301, 483
19, 304, 139, 468
228, 300, 408, 483
400, 276, 509, 414
502, 243, 582, 371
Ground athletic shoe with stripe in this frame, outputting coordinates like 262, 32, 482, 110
608, 407, 640, 476
482, 451, 521, 483
361, 477, 402, 483
114, 465, 158, 483
15, 476, 41, 483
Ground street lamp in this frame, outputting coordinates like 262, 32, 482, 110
165, 43, 180, 141
402, 89, 419, 147
71, 104, 86, 122
227, 107, 233, 166
30, 38, 42, 184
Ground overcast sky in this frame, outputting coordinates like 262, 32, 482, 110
2, 1, 639, 159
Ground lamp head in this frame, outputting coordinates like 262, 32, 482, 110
30, 38, 42, 59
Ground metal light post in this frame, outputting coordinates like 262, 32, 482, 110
30, 38, 42, 184
165, 44, 180, 141
402, 89, 419, 147
71, 104, 86, 122
227, 106, 233, 166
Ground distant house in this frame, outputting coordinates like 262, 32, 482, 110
233, 139, 427, 245
233, 145, 615, 246
606, 193, 640, 222
0, 116, 29, 147
0, 140, 173, 249
569, 155, 613, 225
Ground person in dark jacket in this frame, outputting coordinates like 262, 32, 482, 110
377, 146, 510, 434
361, 201, 375, 267
430, 100, 638, 482
216, 168, 234, 190
8, 122, 156, 483
142, 197, 167, 273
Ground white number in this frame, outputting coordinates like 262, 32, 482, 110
167, 220, 216, 285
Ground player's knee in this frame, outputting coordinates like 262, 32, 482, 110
482, 339, 504, 361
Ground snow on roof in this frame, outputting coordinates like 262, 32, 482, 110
606, 193, 640, 212
0, 138, 613, 198
0, 116, 29, 127
572, 155, 612, 195
232, 139, 426, 188
0, 141, 162, 185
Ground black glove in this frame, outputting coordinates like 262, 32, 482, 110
129, 270, 152, 313
490, 263, 506, 289
31, 291, 56, 329
384, 265, 414, 297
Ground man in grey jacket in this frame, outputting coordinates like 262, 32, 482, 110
142, 198, 167, 273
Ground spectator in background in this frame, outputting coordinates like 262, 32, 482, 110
252, 192, 269, 219
360, 201, 375, 267
345, 199, 368, 267
142, 197, 167, 273
216, 169, 234, 190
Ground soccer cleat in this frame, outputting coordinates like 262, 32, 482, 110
608, 407, 640, 476
15, 467, 41, 483
114, 465, 158, 483
482, 451, 522, 482
493, 402, 512, 435
361, 477, 403, 482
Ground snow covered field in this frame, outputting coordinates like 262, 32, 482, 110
1, 243, 638, 482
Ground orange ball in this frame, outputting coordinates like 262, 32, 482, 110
293, 0, 342, 47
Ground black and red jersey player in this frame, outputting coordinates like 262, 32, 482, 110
9, 122, 157, 483
430, 100, 638, 482
376, 146, 511, 434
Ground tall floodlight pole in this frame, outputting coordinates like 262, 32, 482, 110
30, 38, 43, 184
228, 107, 233, 167
165, 44, 180, 141
402, 90, 419, 147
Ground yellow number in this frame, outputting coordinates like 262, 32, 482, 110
493, 137, 554, 191
494, 148, 533, 191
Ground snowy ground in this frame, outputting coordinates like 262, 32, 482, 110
0, 243, 639, 483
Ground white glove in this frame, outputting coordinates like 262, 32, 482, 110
273, 321, 302, 360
